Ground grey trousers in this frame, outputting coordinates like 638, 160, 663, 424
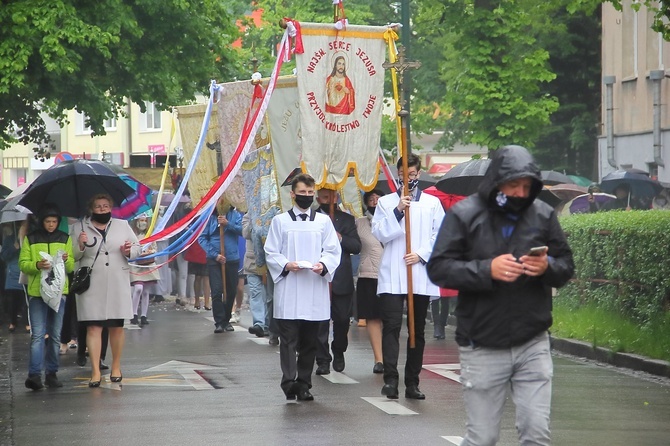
459, 332, 553, 446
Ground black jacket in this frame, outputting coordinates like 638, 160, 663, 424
427, 146, 574, 348
317, 207, 361, 295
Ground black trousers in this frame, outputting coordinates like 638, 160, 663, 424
380, 293, 430, 388
77, 324, 109, 361
276, 318, 321, 395
316, 292, 353, 365
208, 260, 239, 327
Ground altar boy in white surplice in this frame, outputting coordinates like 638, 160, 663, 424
264, 173, 341, 402
371, 154, 445, 401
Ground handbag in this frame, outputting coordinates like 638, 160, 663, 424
71, 223, 106, 295
70, 266, 92, 295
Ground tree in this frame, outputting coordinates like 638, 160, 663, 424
0, 0, 243, 152
413, 0, 562, 151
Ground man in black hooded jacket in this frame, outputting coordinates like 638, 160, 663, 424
427, 145, 574, 446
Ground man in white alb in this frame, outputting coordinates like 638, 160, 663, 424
371, 154, 445, 400
264, 173, 341, 401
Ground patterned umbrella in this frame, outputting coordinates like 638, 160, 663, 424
112, 174, 153, 220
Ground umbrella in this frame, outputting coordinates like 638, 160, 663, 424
435, 158, 490, 196
0, 184, 11, 199
423, 186, 466, 211
5, 182, 30, 199
18, 159, 135, 218
546, 183, 588, 202
434, 158, 561, 207
541, 170, 575, 186
567, 175, 593, 187
375, 165, 436, 195
151, 192, 191, 207
111, 174, 153, 220
599, 170, 663, 199
568, 193, 616, 214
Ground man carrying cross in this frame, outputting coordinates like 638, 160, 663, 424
371, 154, 444, 400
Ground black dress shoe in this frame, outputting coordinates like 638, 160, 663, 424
405, 386, 426, 400
373, 362, 384, 374
99, 361, 109, 371
88, 380, 101, 388
315, 363, 330, 375
224, 323, 234, 332
110, 375, 123, 383
332, 353, 345, 372
76, 355, 87, 367
381, 384, 399, 399
214, 325, 224, 333
296, 388, 314, 401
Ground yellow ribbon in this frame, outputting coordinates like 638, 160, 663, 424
146, 111, 177, 237
384, 29, 403, 158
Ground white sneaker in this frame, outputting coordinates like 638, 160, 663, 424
231, 310, 241, 324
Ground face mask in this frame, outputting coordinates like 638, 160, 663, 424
137, 221, 148, 231
396, 178, 420, 191
496, 192, 528, 214
319, 203, 332, 213
91, 212, 112, 224
367, 206, 376, 215
294, 194, 313, 210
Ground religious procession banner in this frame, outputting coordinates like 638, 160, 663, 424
176, 103, 219, 206
295, 23, 386, 190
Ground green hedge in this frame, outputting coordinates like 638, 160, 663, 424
558, 210, 670, 324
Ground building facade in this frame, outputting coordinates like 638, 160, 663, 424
0, 101, 181, 189
600, 1, 670, 183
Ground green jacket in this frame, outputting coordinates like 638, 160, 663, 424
19, 229, 75, 298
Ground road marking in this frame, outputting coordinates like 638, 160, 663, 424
442, 436, 463, 444
143, 360, 222, 390
319, 371, 359, 384
423, 363, 461, 384
361, 397, 418, 415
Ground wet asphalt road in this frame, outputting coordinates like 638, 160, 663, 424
1, 302, 669, 446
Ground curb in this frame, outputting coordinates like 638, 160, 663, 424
551, 337, 670, 379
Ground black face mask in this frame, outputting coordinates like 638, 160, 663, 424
495, 191, 528, 214
319, 203, 332, 213
91, 212, 112, 224
367, 206, 376, 215
294, 194, 313, 210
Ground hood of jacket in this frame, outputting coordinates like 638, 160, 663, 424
477, 145, 543, 213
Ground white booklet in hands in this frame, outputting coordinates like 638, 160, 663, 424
296, 260, 314, 269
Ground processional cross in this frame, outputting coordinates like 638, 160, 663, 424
382, 46, 422, 348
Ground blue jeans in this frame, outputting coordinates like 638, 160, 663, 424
28, 295, 65, 376
247, 273, 269, 330
459, 332, 553, 446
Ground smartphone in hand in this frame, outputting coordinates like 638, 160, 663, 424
526, 246, 548, 257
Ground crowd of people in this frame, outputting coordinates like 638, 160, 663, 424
27, 145, 670, 444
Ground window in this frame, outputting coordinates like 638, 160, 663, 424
104, 117, 117, 130
622, 0, 638, 79
76, 112, 92, 134
141, 101, 162, 131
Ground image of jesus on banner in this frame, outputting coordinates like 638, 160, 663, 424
325, 54, 355, 115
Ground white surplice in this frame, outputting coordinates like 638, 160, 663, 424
372, 191, 445, 296
264, 207, 342, 321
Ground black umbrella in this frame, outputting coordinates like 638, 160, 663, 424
434, 158, 560, 207
18, 159, 135, 218
435, 158, 491, 196
0, 184, 11, 199
599, 170, 663, 198
540, 170, 574, 186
